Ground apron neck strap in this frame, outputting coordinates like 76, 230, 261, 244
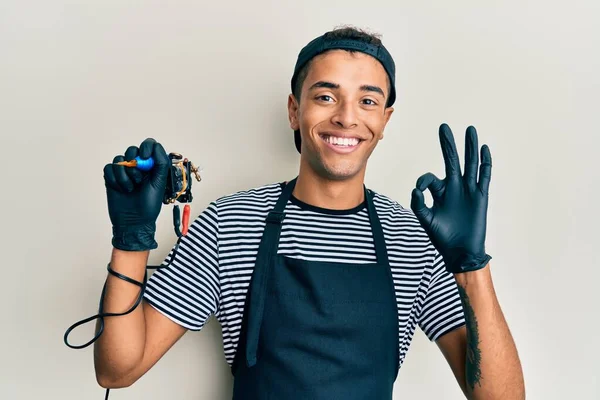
270, 177, 297, 216
365, 188, 389, 266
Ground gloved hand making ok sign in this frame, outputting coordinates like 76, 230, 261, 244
411, 123, 493, 274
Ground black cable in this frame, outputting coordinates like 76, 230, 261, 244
63, 234, 183, 398
63, 264, 147, 350
173, 205, 182, 237
64, 227, 183, 348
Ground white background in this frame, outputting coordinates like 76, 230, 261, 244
1, 0, 598, 399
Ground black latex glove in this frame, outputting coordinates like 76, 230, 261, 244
103, 138, 170, 251
411, 124, 492, 274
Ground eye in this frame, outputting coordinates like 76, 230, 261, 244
316, 95, 334, 102
362, 98, 377, 106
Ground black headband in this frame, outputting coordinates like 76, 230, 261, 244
290, 34, 397, 153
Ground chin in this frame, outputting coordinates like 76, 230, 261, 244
313, 159, 363, 181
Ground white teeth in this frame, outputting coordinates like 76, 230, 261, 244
323, 135, 359, 147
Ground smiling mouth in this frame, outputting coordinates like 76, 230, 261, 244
319, 134, 363, 148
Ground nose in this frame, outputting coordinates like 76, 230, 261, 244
331, 100, 358, 129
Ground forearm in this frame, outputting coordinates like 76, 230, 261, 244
93, 248, 149, 387
454, 264, 525, 399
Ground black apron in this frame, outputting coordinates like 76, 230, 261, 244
231, 177, 399, 399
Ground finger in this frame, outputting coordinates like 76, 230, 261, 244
112, 155, 134, 192
151, 142, 170, 183
416, 172, 445, 201
411, 188, 434, 227
139, 138, 157, 160
478, 144, 492, 194
124, 146, 143, 184
439, 123, 462, 177
103, 163, 120, 191
464, 126, 479, 189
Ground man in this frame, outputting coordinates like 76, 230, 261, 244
97, 26, 525, 399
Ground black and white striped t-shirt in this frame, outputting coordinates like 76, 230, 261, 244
143, 181, 465, 370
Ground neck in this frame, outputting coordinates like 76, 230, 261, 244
292, 163, 366, 211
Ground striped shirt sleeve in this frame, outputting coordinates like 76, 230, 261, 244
418, 250, 466, 341
143, 201, 220, 331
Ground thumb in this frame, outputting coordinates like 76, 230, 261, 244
411, 188, 433, 227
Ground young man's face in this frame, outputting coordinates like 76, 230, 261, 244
288, 49, 394, 181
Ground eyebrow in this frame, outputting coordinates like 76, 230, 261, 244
308, 81, 385, 97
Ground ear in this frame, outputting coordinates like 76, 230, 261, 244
380, 106, 395, 140
384, 106, 394, 125
288, 94, 300, 130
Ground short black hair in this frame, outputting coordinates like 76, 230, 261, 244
292, 25, 391, 107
